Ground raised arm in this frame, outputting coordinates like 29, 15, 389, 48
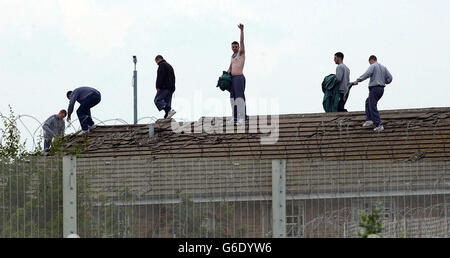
238, 23, 245, 55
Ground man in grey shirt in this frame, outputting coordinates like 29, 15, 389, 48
42, 110, 67, 155
353, 55, 393, 132
334, 52, 351, 112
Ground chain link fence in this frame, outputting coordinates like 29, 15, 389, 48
0, 156, 62, 238
0, 156, 449, 238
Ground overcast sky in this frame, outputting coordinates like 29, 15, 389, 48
1, 0, 449, 147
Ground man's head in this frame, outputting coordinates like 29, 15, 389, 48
155, 55, 164, 64
334, 52, 344, 64
369, 55, 377, 64
231, 41, 239, 53
66, 91, 72, 100
57, 110, 67, 119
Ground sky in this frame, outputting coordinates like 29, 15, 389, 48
1, 0, 449, 148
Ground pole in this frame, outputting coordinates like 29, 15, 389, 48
272, 159, 287, 238
133, 56, 138, 124
63, 156, 77, 237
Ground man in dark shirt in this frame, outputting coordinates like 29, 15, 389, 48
154, 55, 176, 119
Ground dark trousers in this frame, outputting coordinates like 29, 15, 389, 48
230, 75, 247, 122
154, 89, 174, 113
365, 86, 384, 127
338, 92, 348, 112
77, 92, 101, 131
43, 134, 52, 151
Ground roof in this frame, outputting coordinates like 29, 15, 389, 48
65, 107, 450, 161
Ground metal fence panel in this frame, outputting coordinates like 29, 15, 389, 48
0, 156, 62, 238
1, 156, 449, 238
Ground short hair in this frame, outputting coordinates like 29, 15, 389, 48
155, 55, 164, 61
369, 55, 377, 61
59, 110, 67, 116
231, 41, 239, 46
66, 91, 72, 98
335, 52, 344, 60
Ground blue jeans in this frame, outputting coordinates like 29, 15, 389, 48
43, 133, 52, 151
154, 89, 174, 113
365, 86, 384, 127
230, 75, 247, 122
338, 92, 348, 112
77, 92, 101, 131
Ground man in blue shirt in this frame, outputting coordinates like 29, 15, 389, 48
66, 86, 101, 134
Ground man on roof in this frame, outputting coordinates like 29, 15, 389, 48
334, 52, 351, 112
42, 109, 67, 155
66, 86, 102, 134
154, 55, 176, 120
353, 55, 393, 133
227, 23, 247, 126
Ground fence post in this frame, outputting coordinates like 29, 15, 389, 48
63, 156, 77, 237
272, 159, 286, 238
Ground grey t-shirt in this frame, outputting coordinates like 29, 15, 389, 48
357, 62, 393, 87
43, 115, 65, 137
336, 63, 350, 94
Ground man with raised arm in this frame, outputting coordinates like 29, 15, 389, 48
227, 23, 247, 125
353, 55, 393, 132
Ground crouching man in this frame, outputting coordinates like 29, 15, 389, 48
66, 86, 101, 134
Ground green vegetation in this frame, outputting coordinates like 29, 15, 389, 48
0, 106, 62, 237
357, 203, 384, 238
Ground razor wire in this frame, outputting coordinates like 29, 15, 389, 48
0, 112, 160, 151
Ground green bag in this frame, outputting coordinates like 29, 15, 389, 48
321, 74, 353, 113
322, 74, 339, 113
217, 71, 232, 92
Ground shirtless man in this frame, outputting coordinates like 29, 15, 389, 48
227, 23, 247, 125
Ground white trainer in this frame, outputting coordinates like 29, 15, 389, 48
374, 125, 384, 132
88, 124, 97, 132
79, 130, 89, 136
235, 119, 245, 126
166, 109, 176, 119
363, 121, 374, 127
